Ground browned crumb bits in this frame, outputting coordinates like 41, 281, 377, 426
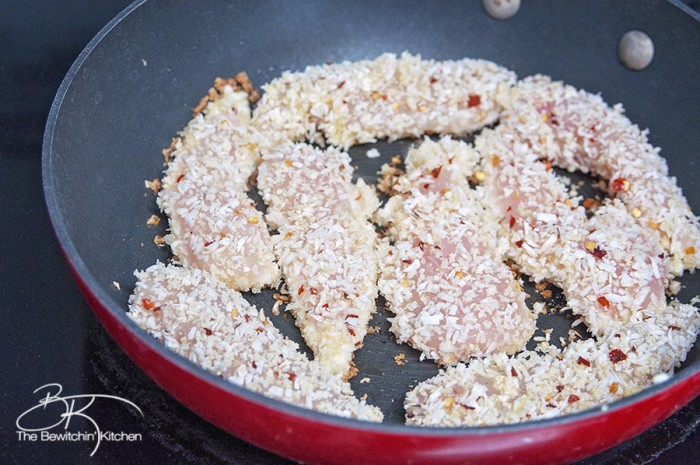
273, 292, 291, 303
145, 178, 162, 193
394, 353, 407, 366
377, 164, 405, 196
234, 71, 260, 103
582, 197, 600, 210
535, 281, 553, 299
146, 214, 161, 226
161, 137, 180, 164
193, 74, 260, 116
343, 363, 359, 381
153, 235, 166, 247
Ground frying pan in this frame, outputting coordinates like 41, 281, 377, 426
42, 1, 700, 464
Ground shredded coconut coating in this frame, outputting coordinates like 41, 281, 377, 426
258, 143, 380, 377
128, 262, 383, 422
252, 52, 517, 149
257, 142, 377, 229
477, 127, 668, 335
499, 75, 700, 275
405, 302, 699, 426
159, 86, 279, 291
378, 137, 535, 364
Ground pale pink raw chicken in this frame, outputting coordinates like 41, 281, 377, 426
258, 143, 379, 377
158, 86, 278, 292
500, 75, 700, 275
477, 127, 668, 335
405, 299, 700, 426
379, 137, 535, 364
253, 53, 516, 149
128, 262, 383, 421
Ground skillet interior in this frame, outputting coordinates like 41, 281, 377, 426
44, 0, 700, 437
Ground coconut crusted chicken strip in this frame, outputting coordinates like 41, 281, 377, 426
257, 143, 379, 377
128, 263, 383, 422
476, 127, 668, 336
405, 302, 699, 426
499, 75, 700, 275
159, 84, 279, 292
252, 52, 517, 149
377, 137, 535, 365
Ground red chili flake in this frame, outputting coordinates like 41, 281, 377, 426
556, 385, 564, 392
429, 77, 438, 84
339, 164, 345, 171
244, 314, 251, 322
418, 241, 427, 251
402, 259, 414, 264
546, 403, 556, 409
251, 361, 257, 369
609, 349, 627, 363
348, 314, 359, 319
509, 216, 516, 229
309, 287, 318, 295
176, 174, 185, 183
630, 346, 637, 353
515, 240, 524, 248
322, 303, 329, 309
422, 183, 431, 190
347, 327, 356, 337
549, 113, 559, 126
430, 166, 443, 179
141, 298, 156, 310
597, 296, 610, 308
204, 240, 214, 247
467, 94, 481, 108
510, 367, 518, 377
577, 356, 591, 367
203, 327, 212, 336
611, 177, 629, 193
297, 285, 305, 296
337, 80, 346, 89
287, 372, 297, 381
669, 325, 681, 331
568, 394, 580, 404
590, 246, 607, 260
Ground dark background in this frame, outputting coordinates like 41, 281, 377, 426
1, 1, 699, 464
